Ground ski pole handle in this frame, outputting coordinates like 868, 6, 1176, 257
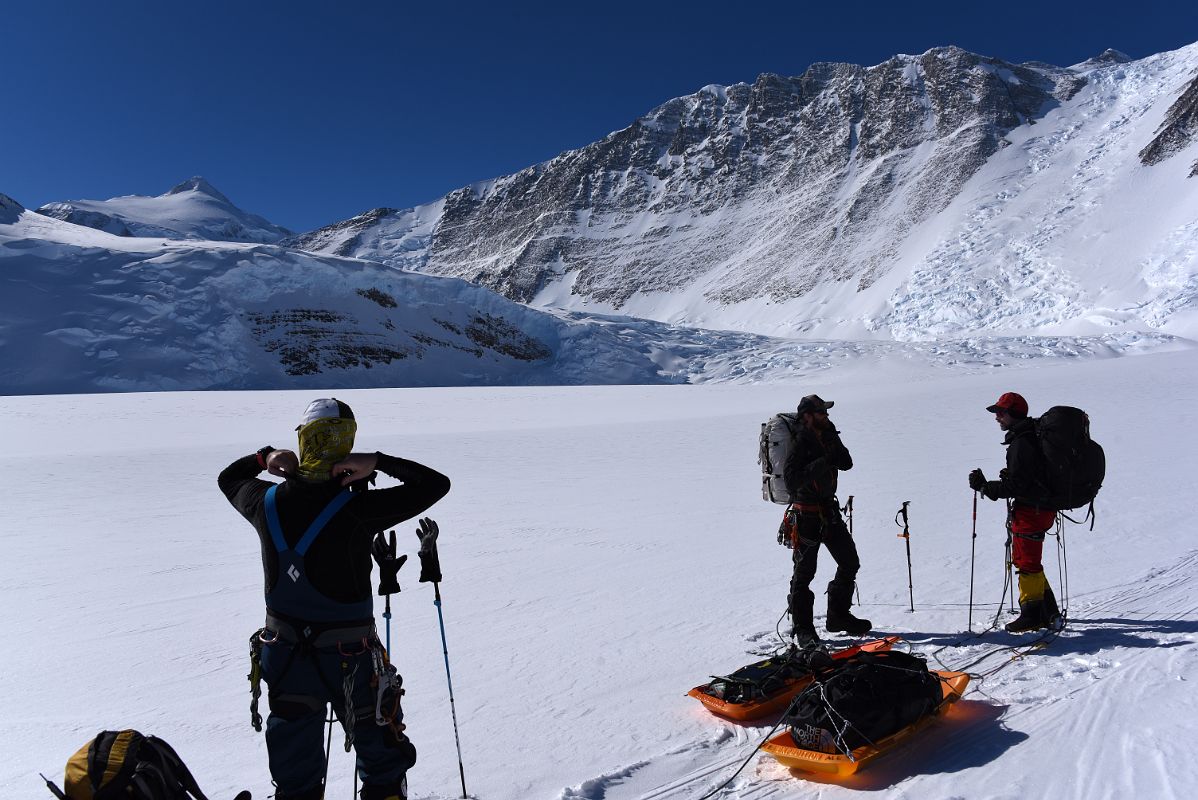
895, 501, 910, 537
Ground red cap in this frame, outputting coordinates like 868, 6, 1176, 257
986, 392, 1028, 418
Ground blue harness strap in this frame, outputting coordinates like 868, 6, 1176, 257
264, 485, 354, 555
264, 485, 288, 553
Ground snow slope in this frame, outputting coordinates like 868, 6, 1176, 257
2, 199, 1187, 394
36, 177, 294, 243
3, 349, 1195, 799
0, 204, 689, 393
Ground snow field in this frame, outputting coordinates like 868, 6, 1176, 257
3, 349, 1197, 799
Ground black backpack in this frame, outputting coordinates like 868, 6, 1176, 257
785, 650, 943, 754
1035, 406, 1105, 511
42, 730, 249, 800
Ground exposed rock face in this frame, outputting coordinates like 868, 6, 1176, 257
0, 193, 25, 225
1139, 71, 1198, 174
36, 204, 132, 236
282, 207, 400, 256
294, 47, 1085, 308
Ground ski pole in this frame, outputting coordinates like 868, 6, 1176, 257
383, 592, 392, 654
895, 501, 914, 612
968, 491, 978, 632
433, 581, 468, 799
371, 529, 405, 654
842, 496, 859, 606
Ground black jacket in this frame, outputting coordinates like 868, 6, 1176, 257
219, 452, 450, 614
783, 424, 853, 504
984, 418, 1047, 506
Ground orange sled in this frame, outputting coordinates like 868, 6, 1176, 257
760, 670, 970, 777
687, 638, 900, 722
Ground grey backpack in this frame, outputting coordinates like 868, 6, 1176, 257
759, 413, 800, 504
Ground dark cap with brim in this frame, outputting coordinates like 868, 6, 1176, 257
797, 394, 834, 415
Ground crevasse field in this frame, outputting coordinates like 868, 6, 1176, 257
4, 348, 1197, 799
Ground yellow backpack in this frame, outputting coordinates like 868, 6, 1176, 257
41, 730, 249, 800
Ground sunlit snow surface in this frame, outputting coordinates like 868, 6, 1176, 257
4, 350, 1197, 799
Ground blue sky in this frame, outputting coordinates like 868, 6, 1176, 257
3, 1, 1195, 232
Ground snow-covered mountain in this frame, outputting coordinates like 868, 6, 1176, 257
4, 194, 1181, 395
0, 201, 691, 394
36, 177, 293, 243
290, 43, 1198, 341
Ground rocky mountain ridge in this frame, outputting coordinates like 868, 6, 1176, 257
289, 42, 1198, 341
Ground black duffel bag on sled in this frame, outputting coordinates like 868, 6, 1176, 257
785, 649, 944, 755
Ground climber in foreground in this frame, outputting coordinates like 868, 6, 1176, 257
218, 398, 450, 800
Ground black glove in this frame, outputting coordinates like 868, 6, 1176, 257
415, 517, 442, 583
777, 509, 797, 549
968, 468, 986, 492
371, 530, 407, 595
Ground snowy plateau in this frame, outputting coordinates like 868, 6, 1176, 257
2, 39, 1198, 800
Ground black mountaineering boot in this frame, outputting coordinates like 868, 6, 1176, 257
278, 785, 325, 800
360, 776, 408, 800
789, 587, 821, 650
791, 627, 823, 651
1042, 586, 1062, 629
825, 581, 872, 636
1005, 599, 1047, 633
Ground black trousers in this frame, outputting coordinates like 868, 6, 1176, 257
787, 505, 861, 631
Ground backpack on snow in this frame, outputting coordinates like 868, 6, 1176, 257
1034, 406, 1105, 511
42, 730, 249, 800
759, 412, 800, 504
784, 649, 944, 754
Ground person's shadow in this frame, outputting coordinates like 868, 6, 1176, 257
896, 615, 1198, 659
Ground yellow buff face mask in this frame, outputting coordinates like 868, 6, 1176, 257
296, 416, 357, 481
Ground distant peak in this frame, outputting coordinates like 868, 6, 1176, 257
1075, 49, 1131, 70
1092, 48, 1131, 63
165, 176, 232, 204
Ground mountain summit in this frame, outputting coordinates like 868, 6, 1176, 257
36, 177, 292, 243
165, 176, 234, 205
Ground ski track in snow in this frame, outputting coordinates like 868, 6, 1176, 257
563, 548, 1198, 800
